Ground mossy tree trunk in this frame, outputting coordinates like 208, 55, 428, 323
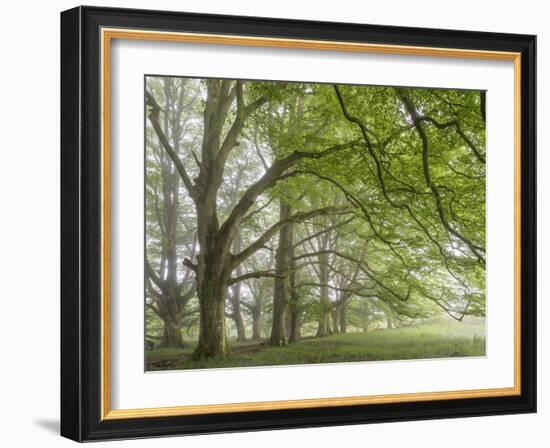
339, 303, 348, 334
251, 308, 262, 340
229, 234, 247, 342
270, 201, 293, 347
331, 307, 341, 334
316, 251, 332, 337
161, 316, 185, 348
288, 250, 302, 343
193, 251, 231, 359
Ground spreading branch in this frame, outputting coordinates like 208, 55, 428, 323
397, 89, 485, 265
334, 85, 484, 270
232, 206, 351, 267
218, 140, 358, 244
418, 116, 485, 164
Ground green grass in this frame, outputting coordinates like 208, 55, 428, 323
146, 317, 485, 371
145, 347, 189, 363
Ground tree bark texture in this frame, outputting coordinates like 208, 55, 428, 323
270, 201, 293, 347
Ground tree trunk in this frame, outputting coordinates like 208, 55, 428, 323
316, 252, 331, 337
331, 307, 340, 334
288, 308, 301, 343
287, 254, 301, 343
230, 234, 246, 342
285, 314, 292, 341
193, 201, 231, 359
270, 201, 292, 347
161, 316, 185, 348
251, 307, 262, 340
193, 271, 229, 359
288, 270, 301, 343
231, 292, 246, 342
339, 303, 348, 334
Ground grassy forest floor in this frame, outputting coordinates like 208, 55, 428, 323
146, 318, 486, 371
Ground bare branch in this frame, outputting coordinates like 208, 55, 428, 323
228, 270, 287, 285
216, 82, 268, 168
293, 217, 355, 249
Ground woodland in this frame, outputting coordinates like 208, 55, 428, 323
144, 76, 486, 370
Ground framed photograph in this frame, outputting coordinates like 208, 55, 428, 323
60, 6, 536, 441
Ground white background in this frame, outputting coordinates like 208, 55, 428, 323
0, 0, 547, 447
111, 40, 515, 409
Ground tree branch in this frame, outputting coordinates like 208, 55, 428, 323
218, 141, 358, 245
182, 257, 197, 272
232, 206, 350, 267
145, 256, 164, 291
146, 90, 197, 199
176, 283, 197, 310
216, 82, 268, 168
418, 116, 485, 164
293, 217, 355, 249
228, 270, 286, 285
397, 89, 485, 265
295, 249, 411, 302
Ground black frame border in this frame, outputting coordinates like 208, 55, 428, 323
61, 5, 536, 442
